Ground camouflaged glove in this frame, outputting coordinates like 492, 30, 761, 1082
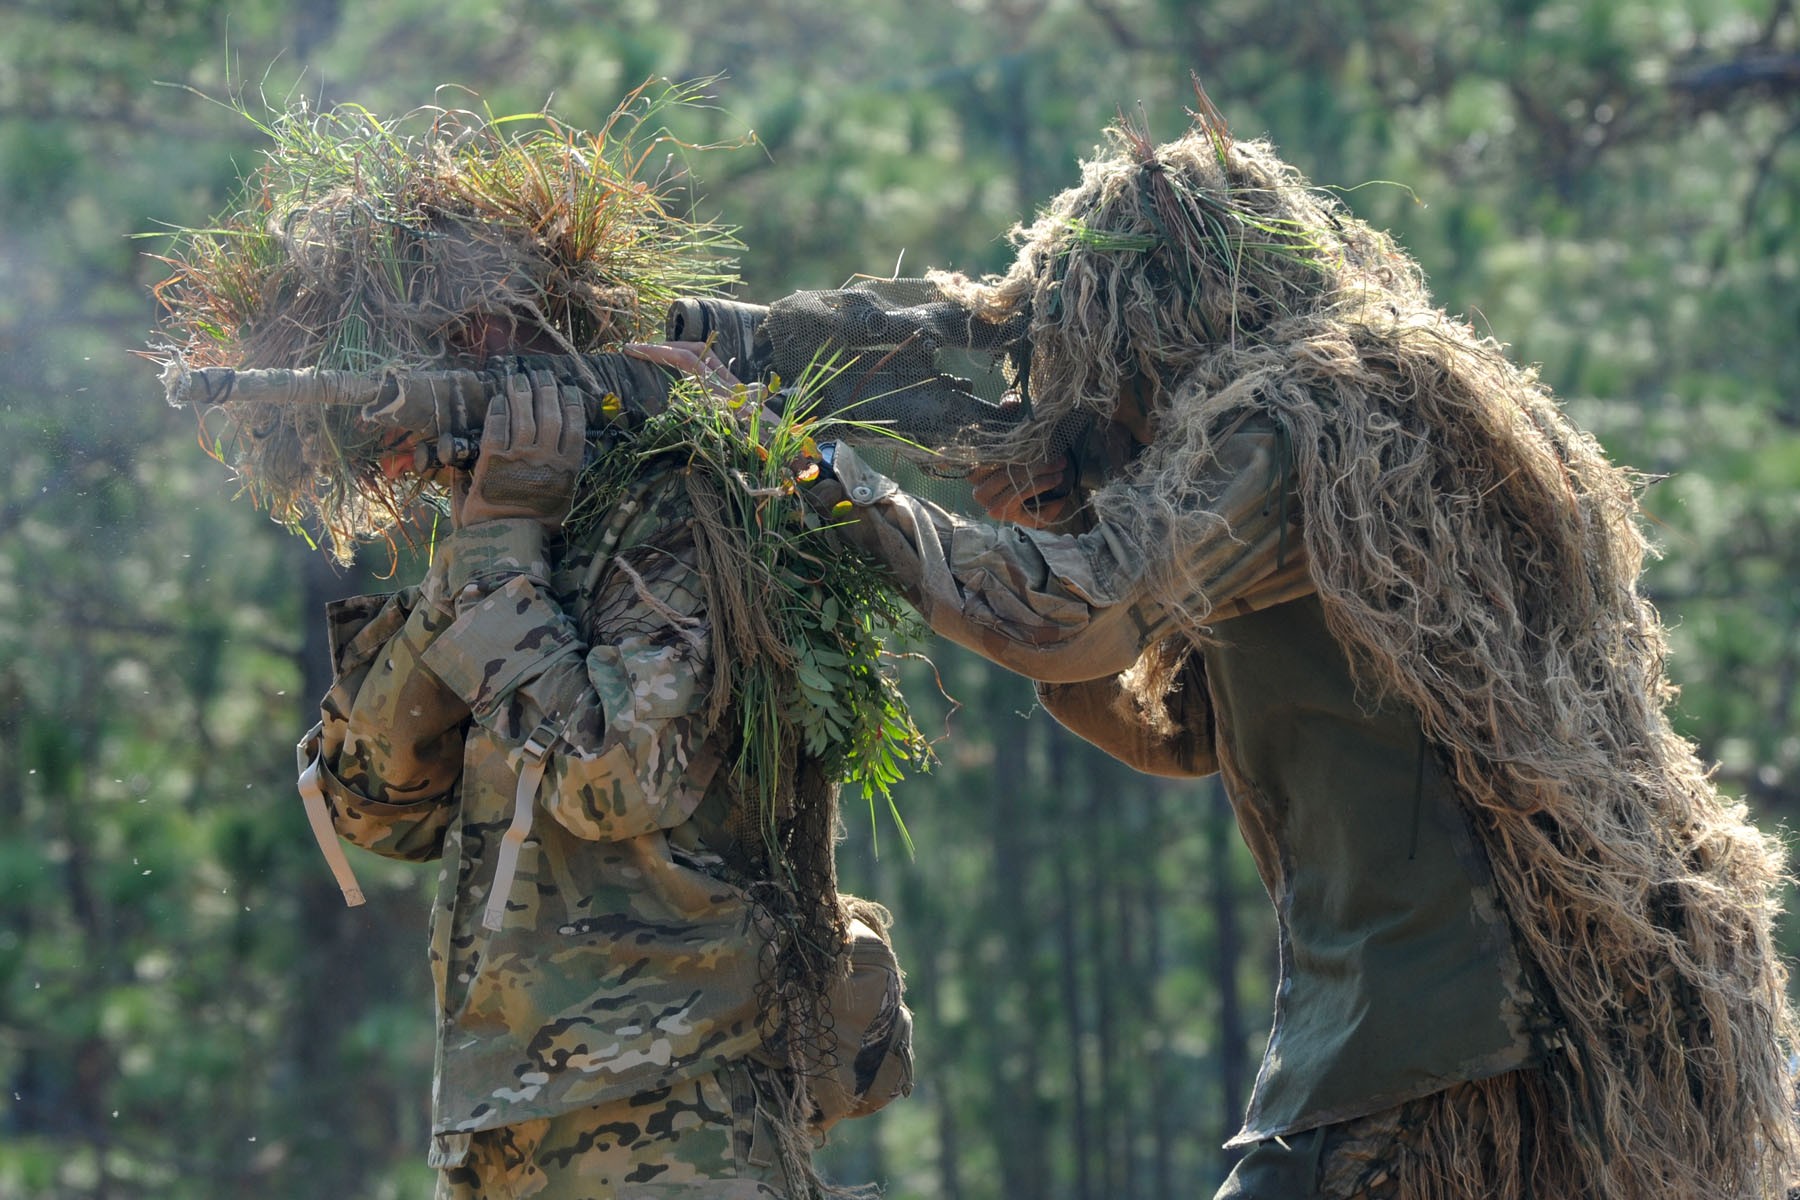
453, 366, 587, 529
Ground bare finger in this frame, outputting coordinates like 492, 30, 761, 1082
655, 340, 731, 376
622, 342, 741, 392
969, 461, 1063, 510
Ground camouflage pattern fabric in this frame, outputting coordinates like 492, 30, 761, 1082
824, 423, 1315, 685
434, 1062, 791, 1200
313, 463, 780, 1165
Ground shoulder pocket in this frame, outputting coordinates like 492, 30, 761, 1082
587, 631, 711, 725
325, 588, 419, 675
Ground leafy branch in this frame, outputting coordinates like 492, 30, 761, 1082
571, 363, 931, 856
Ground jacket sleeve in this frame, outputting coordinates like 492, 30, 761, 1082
1034, 655, 1219, 778
314, 574, 467, 863
825, 421, 1312, 684
416, 518, 721, 843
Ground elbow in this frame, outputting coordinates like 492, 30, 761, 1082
1054, 727, 1219, 780
1016, 654, 1132, 685
1139, 746, 1221, 780
943, 624, 1137, 684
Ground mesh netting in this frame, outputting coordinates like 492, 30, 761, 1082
674, 280, 1094, 490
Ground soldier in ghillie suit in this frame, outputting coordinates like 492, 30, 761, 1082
310, 365, 909, 1199
801, 110, 1799, 1197
155, 100, 913, 1199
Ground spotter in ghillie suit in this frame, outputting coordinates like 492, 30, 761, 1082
806, 97, 1798, 1198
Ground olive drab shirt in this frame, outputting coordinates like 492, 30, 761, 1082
308, 466, 770, 1166
825, 425, 1550, 1141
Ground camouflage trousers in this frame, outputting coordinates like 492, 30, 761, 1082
434, 1063, 795, 1200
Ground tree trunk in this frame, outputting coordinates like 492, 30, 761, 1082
1209, 778, 1249, 1176
1050, 729, 1096, 1200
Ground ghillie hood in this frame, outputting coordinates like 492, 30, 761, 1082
151, 84, 737, 561
937, 110, 1798, 1198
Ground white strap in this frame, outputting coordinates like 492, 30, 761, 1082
296, 724, 366, 907
482, 721, 558, 932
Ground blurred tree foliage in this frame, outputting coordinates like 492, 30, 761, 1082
0, 0, 1795, 1196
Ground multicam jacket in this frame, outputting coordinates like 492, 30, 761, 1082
307, 463, 771, 1167
826, 425, 1551, 1143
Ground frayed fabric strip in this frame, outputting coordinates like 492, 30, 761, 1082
297, 722, 366, 907
482, 720, 560, 932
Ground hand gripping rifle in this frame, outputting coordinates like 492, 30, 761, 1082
161, 285, 1040, 472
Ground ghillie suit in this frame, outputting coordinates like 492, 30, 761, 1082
154, 93, 918, 1198
934, 110, 1799, 1198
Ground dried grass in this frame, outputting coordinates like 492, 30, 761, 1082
149, 81, 740, 561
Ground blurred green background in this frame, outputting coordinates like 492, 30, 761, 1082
1, 1, 1796, 1196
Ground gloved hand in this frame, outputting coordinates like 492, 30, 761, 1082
451, 366, 587, 530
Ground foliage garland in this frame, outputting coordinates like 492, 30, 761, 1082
571, 371, 930, 852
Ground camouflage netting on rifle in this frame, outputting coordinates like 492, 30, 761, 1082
753, 278, 1045, 474
928, 105, 1798, 1198
151, 84, 737, 562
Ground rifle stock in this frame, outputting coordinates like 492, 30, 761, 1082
161, 299, 775, 470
